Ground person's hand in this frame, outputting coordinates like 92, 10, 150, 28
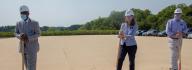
118, 32, 125, 39
21, 33, 28, 42
176, 32, 183, 38
20, 33, 25, 41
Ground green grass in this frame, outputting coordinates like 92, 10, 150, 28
41, 30, 118, 36
0, 30, 118, 37
0, 32, 14, 38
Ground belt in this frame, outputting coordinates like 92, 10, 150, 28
170, 38, 179, 39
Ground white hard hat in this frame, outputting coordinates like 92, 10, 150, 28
20, 5, 29, 12
125, 9, 134, 16
174, 8, 182, 14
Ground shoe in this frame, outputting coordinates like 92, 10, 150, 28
169, 68, 177, 70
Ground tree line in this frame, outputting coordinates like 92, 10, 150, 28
80, 3, 192, 31
0, 3, 192, 37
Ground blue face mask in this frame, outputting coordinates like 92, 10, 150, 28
20, 14, 28, 21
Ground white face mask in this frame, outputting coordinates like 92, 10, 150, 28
20, 14, 28, 21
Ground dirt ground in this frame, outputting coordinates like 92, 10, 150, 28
0, 35, 191, 70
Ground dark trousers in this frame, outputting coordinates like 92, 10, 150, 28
24, 44, 37, 70
117, 43, 137, 70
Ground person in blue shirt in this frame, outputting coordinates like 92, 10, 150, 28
117, 9, 138, 70
166, 8, 188, 70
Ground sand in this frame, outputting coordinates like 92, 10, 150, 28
0, 35, 191, 70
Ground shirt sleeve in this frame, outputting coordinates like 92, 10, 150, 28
182, 21, 188, 34
15, 22, 21, 39
118, 23, 124, 34
166, 20, 175, 38
28, 22, 41, 41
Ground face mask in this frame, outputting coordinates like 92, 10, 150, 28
20, 14, 28, 21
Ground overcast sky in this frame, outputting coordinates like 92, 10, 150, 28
0, 0, 191, 27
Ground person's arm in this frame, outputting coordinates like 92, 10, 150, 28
182, 22, 188, 34
15, 22, 22, 39
118, 23, 125, 39
166, 20, 176, 38
118, 23, 124, 34
28, 22, 41, 41
125, 24, 138, 38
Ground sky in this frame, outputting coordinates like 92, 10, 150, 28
0, 0, 191, 27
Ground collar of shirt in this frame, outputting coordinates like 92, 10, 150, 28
22, 18, 30, 23
173, 18, 182, 22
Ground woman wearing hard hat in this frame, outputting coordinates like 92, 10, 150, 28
166, 8, 188, 70
15, 5, 40, 70
117, 9, 138, 70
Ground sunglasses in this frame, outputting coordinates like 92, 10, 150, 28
20, 11, 29, 15
174, 13, 182, 15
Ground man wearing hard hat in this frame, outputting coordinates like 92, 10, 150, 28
166, 8, 188, 70
15, 5, 40, 70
